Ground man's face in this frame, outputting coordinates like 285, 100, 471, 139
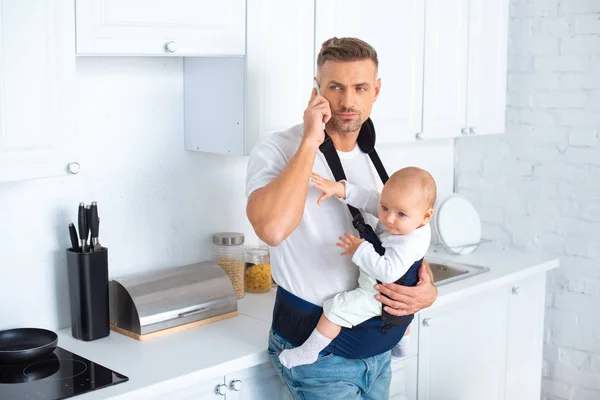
317, 60, 381, 135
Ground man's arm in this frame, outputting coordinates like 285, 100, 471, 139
247, 143, 319, 246
374, 259, 437, 316
246, 88, 331, 247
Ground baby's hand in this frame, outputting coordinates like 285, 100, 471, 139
336, 232, 365, 256
311, 172, 346, 204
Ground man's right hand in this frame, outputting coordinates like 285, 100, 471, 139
302, 87, 331, 148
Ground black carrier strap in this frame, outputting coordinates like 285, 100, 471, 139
318, 118, 407, 332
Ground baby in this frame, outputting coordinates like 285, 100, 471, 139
279, 166, 436, 369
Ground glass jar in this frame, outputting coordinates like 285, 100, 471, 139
244, 247, 272, 293
213, 232, 245, 299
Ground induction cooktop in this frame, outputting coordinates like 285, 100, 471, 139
0, 346, 128, 399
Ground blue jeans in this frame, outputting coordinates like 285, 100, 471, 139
268, 329, 392, 400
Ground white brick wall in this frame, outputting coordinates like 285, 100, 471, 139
455, 0, 600, 399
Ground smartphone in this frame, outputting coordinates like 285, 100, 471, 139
313, 79, 325, 130
314, 79, 321, 96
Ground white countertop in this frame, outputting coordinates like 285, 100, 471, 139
57, 243, 558, 399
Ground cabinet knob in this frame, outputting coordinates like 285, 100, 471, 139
216, 384, 228, 396
422, 317, 432, 327
470, 127, 477, 135
512, 286, 520, 295
461, 127, 469, 135
415, 132, 423, 140
67, 162, 80, 175
230, 379, 242, 391
165, 41, 178, 53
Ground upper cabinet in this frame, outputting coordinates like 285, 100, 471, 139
315, 0, 425, 145
75, 0, 246, 56
421, 0, 470, 140
422, 0, 509, 140
466, 0, 509, 136
244, 0, 315, 155
0, 0, 77, 183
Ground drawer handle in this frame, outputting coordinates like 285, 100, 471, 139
165, 40, 178, 53
216, 384, 228, 396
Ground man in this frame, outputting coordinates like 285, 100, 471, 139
246, 37, 437, 399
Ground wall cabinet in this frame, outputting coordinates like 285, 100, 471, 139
75, 0, 246, 56
0, 0, 77, 183
244, 0, 315, 155
422, 0, 509, 140
314, 0, 425, 145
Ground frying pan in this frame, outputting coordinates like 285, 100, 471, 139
0, 328, 58, 365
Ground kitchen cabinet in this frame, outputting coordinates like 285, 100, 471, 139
75, 0, 246, 56
417, 273, 547, 400
153, 362, 292, 400
390, 355, 418, 400
225, 362, 292, 400
0, 0, 77, 183
465, 0, 509, 136
505, 274, 546, 400
150, 376, 226, 399
314, 0, 425, 144
421, 0, 469, 140
244, 0, 315, 155
422, 0, 509, 139
417, 286, 509, 400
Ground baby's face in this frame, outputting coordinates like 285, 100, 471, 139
378, 182, 431, 235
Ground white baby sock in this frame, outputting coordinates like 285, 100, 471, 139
392, 334, 410, 358
279, 329, 332, 369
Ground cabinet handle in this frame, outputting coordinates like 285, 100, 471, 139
460, 127, 469, 135
470, 126, 477, 135
216, 384, 228, 396
67, 162, 81, 175
165, 40, 178, 53
229, 379, 242, 391
415, 132, 423, 140
422, 317, 432, 327
512, 286, 520, 295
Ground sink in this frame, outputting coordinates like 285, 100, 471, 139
428, 259, 489, 286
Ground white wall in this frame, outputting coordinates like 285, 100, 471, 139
0, 57, 454, 332
455, 0, 600, 399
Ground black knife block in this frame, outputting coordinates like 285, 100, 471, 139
66, 247, 110, 341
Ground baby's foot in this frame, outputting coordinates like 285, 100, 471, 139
279, 347, 319, 369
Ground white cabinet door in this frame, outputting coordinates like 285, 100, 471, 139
314, 0, 425, 144
244, 0, 314, 155
225, 362, 292, 400
422, 0, 469, 140
417, 288, 508, 400
148, 377, 226, 400
75, 0, 245, 56
505, 274, 546, 400
466, 0, 509, 136
389, 355, 417, 400
0, 0, 77, 183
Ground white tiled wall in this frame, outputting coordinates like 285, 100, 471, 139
455, 1, 600, 398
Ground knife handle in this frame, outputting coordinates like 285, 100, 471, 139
68, 223, 81, 252
90, 202, 99, 239
78, 203, 88, 249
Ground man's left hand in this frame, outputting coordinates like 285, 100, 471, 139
374, 260, 437, 316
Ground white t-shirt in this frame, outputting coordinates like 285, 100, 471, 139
340, 181, 431, 284
245, 124, 382, 306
